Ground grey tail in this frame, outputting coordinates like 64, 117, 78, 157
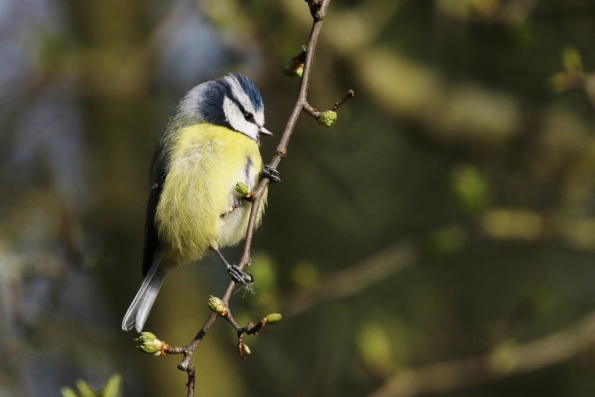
122, 257, 166, 333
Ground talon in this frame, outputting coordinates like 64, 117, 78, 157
228, 265, 254, 285
260, 165, 282, 183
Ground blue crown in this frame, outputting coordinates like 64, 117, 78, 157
175, 73, 264, 132
191, 74, 262, 128
228, 73, 264, 112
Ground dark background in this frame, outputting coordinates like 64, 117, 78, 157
2, 0, 595, 396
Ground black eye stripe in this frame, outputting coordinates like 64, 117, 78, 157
224, 93, 257, 124
222, 82, 247, 113
217, 75, 265, 127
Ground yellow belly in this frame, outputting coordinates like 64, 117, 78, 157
155, 124, 267, 265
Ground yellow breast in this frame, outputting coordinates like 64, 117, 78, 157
155, 123, 267, 265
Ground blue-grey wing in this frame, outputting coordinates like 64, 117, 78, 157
142, 175, 164, 277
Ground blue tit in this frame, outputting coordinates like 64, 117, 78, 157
122, 73, 279, 333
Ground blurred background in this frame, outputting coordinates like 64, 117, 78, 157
2, 0, 595, 396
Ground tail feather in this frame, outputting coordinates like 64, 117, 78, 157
122, 258, 166, 333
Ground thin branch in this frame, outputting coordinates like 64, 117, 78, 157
160, 1, 335, 395
332, 90, 355, 111
368, 311, 595, 397
303, 102, 320, 118
226, 0, 333, 294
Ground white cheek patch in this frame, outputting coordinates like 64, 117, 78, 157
254, 111, 265, 128
223, 96, 259, 140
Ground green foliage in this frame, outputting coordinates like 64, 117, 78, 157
550, 47, 584, 92
61, 375, 122, 397
291, 261, 320, 289
451, 165, 490, 215
249, 252, 278, 290
357, 322, 393, 375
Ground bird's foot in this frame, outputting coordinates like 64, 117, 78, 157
259, 165, 282, 183
227, 264, 254, 285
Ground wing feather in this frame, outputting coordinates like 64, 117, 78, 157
142, 173, 165, 277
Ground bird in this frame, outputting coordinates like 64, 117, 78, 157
122, 73, 280, 333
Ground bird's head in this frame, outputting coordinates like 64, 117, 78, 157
180, 73, 272, 141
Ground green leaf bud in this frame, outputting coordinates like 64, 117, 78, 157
208, 296, 228, 316
281, 51, 306, 78
235, 182, 251, 196
265, 313, 283, 324
135, 332, 164, 356
317, 111, 337, 127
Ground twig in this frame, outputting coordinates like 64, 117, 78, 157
332, 90, 355, 111
301, 90, 355, 119
160, 1, 339, 395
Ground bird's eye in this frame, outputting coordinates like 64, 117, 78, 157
243, 112, 254, 122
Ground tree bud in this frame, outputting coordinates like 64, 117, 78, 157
135, 332, 164, 356
208, 296, 228, 316
265, 313, 283, 324
235, 182, 251, 196
318, 111, 337, 127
